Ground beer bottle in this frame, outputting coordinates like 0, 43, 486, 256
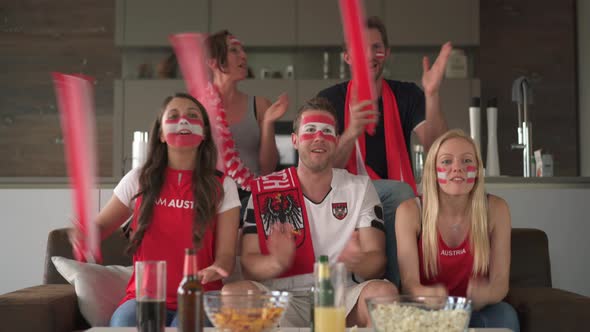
177, 248, 204, 332
316, 255, 334, 306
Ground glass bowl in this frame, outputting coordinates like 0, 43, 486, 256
204, 290, 290, 332
367, 295, 472, 332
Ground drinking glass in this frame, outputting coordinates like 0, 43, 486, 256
136, 260, 166, 332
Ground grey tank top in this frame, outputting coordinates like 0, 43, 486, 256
229, 95, 261, 176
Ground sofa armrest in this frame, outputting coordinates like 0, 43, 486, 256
0, 284, 84, 332
506, 287, 590, 332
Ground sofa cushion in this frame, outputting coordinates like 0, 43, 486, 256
44, 228, 132, 285
506, 287, 590, 332
0, 284, 80, 332
52, 256, 132, 326
510, 228, 552, 288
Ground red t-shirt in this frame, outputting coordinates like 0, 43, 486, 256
418, 232, 474, 297
121, 168, 223, 310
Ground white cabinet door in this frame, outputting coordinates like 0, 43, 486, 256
116, 0, 209, 46
385, 0, 479, 46
296, 0, 383, 46
211, 0, 296, 46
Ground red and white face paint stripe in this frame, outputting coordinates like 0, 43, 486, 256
437, 167, 449, 184
299, 114, 337, 143
163, 117, 204, 147
437, 165, 478, 184
466, 165, 477, 183
229, 35, 242, 46
375, 51, 386, 60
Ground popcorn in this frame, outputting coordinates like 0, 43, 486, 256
370, 302, 469, 332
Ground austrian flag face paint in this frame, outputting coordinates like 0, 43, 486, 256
229, 36, 242, 46
299, 114, 336, 143
375, 51, 386, 60
466, 165, 477, 183
163, 117, 204, 148
437, 167, 449, 184
436, 165, 478, 184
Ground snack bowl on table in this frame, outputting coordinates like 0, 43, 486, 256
367, 295, 472, 332
204, 290, 290, 332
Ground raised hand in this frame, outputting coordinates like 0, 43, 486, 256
421, 42, 453, 96
338, 231, 363, 271
267, 223, 296, 271
198, 264, 229, 284
262, 93, 289, 124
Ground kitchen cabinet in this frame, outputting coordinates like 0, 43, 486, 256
114, 78, 479, 176
296, 79, 343, 110
385, 0, 479, 46
438, 78, 481, 134
210, 0, 296, 46
296, 0, 383, 46
114, 79, 186, 175
238, 79, 298, 120
115, 0, 209, 46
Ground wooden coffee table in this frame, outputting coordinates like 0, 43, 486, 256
86, 328, 512, 331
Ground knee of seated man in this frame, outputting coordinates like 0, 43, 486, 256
221, 280, 263, 294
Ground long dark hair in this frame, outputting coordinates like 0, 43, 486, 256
206, 30, 232, 73
127, 92, 223, 254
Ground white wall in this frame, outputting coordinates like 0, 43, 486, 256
488, 185, 590, 297
579, 0, 590, 175
0, 189, 73, 295
0, 188, 108, 296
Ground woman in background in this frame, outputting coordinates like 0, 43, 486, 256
206, 30, 288, 196
395, 129, 520, 331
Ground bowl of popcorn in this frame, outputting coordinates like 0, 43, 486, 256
204, 290, 290, 332
367, 295, 472, 332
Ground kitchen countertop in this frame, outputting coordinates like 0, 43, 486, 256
1, 176, 590, 189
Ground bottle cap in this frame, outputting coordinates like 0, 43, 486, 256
319, 255, 329, 263
487, 97, 498, 108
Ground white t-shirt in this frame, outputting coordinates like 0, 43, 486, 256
114, 167, 240, 213
243, 168, 384, 287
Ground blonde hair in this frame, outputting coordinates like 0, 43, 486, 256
421, 129, 489, 279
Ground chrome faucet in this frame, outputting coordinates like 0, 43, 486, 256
510, 77, 533, 177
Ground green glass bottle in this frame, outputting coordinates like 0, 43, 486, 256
316, 255, 334, 307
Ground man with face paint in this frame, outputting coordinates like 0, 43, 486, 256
225, 97, 397, 328
318, 16, 452, 287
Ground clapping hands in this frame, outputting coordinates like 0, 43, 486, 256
262, 93, 289, 124
267, 223, 296, 272
338, 231, 363, 272
421, 42, 453, 96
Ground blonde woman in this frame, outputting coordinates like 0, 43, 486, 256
395, 129, 519, 331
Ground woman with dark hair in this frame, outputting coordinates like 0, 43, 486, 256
206, 30, 288, 192
73, 93, 241, 327
395, 129, 519, 331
